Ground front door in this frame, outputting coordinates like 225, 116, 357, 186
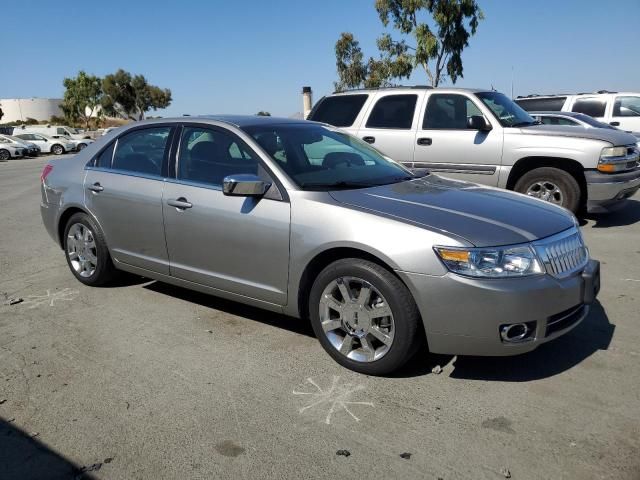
610, 95, 640, 133
162, 125, 290, 305
413, 92, 503, 185
84, 125, 173, 274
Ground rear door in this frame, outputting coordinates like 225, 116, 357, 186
84, 125, 174, 274
413, 92, 503, 185
356, 93, 421, 164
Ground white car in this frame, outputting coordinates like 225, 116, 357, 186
0, 138, 26, 160
0, 134, 40, 156
12, 124, 92, 140
13, 133, 75, 155
515, 91, 640, 134
50, 135, 94, 151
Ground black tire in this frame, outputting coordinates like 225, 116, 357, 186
0, 149, 10, 161
77, 143, 87, 151
51, 144, 64, 155
514, 167, 581, 213
63, 212, 118, 286
308, 258, 422, 375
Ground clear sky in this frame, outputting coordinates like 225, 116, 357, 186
2, 0, 638, 117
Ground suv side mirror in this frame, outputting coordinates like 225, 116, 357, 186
223, 174, 271, 197
467, 115, 492, 132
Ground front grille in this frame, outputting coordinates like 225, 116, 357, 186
545, 304, 586, 337
533, 228, 588, 278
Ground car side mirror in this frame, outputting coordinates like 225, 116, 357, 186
223, 174, 271, 197
467, 115, 492, 132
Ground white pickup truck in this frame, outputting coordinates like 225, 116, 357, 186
308, 87, 640, 214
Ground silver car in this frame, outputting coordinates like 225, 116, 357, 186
40, 116, 601, 375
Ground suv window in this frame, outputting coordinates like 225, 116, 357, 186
308, 95, 368, 127
111, 127, 171, 176
365, 94, 417, 129
423, 94, 483, 129
540, 116, 579, 126
571, 98, 606, 117
613, 96, 640, 117
177, 127, 259, 186
515, 97, 566, 112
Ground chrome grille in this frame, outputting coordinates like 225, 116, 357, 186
533, 228, 588, 278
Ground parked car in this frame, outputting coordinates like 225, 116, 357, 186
0, 138, 26, 160
12, 124, 92, 140
515, 91, 640, 134
308, 87, 640, 214
50, 135, 94, 151
40, 116, 601, 375
14, 133, 75, 155
0, 134, 40, 156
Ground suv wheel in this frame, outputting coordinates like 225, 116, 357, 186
63, 212, 117, 286
309, 258, 422, 375
514, 167, 581, 213
51, 144, 64, 155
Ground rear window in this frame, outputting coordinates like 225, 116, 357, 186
571, 98, 606, 117
515, 97, 566, 112
308, 94, 368, 127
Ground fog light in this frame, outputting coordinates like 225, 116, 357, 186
500, 322, 536, 343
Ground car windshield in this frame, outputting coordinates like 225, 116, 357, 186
476, 91, 536, 127
242, 124, 417, 190
66, 127, 79, 134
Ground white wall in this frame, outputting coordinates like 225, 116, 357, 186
0, 98, 63, 123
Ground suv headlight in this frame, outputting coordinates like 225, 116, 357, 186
434, 245, 543, 278
599, 146, 638, 173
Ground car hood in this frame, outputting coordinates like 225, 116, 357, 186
519, 124, 637, 145
329, 175, 575, 247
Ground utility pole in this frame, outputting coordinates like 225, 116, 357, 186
511, 66, 514, 99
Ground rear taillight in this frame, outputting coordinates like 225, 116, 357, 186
41, 164, 53, 182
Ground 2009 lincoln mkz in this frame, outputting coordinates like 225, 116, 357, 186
40, 116, 601, 375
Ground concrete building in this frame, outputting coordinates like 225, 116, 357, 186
0, 98, 64, 123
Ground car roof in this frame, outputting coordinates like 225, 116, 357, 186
330, 86, 490, 95
130, 115, 313, 129
529, 111, 584, 117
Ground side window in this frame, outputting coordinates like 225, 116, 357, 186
366, 94, 417, 129
613, 96, 640, 117
308, 95, 368, 127
515, 97, 566, 112
541, 116, 579, 126
177, 127, 259, 186
423, 94, 482, 129
95, 142, 116, 168
571, 98, 606, 117
57, 128, 66, 134
111, 127, 170, 176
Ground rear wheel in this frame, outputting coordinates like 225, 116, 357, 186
0, 149, 9, 161
63, 212, 117, 286
309, 258, 422, 375
514, 167, 581, 213
51, 144, 64, 155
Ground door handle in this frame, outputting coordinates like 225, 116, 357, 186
167, 197, 193, 210
417, 137, 432, 146
87, 182, 104, 192
362, 136, 375, 144
609, 121, 620, 126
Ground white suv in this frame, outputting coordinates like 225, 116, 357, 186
515, 91, 640, 134
13, 133, 75, 155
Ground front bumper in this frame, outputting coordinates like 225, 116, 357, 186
398, 259, 600, 356
585, 168, 640, 213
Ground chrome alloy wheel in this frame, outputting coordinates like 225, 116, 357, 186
526, 181, 564, 205
67, 223, 97, 277
319, 276, 395, 362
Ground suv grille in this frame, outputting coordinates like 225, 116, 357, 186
533, 228, 588, 278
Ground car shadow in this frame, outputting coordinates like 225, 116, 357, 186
0, 418, 98, 479
585, 199, 640, 228
447, 301, 614, 382
143, 281, 315, 338
102, 273, 151, 288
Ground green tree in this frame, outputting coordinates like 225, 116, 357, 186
256, 111, 271, 116
102, 69, 172, 121
61, 71, 104, 129
335, 0, 483, 90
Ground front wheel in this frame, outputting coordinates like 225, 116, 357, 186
77, 143, 87, 151
514, 167, 581, 213
0, 149, 9, 161
51, 144, 64, 155
309, 258, 422, 375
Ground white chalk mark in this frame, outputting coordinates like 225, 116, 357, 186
21, 288, 79, 309
293, 376, 373, 425
623, 278, 640, 282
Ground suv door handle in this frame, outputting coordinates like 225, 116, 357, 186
362, 136, 375, 144
167, 197, 193, 210
417, 137, 432, 146
609, 121, 620, 126
87, 182, 104, 192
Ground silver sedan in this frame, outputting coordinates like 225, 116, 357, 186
40, 116, 601, 375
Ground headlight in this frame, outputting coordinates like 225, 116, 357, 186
600, 146, 627, 158
434, 245, 543, 278
599, 145, 638, 172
